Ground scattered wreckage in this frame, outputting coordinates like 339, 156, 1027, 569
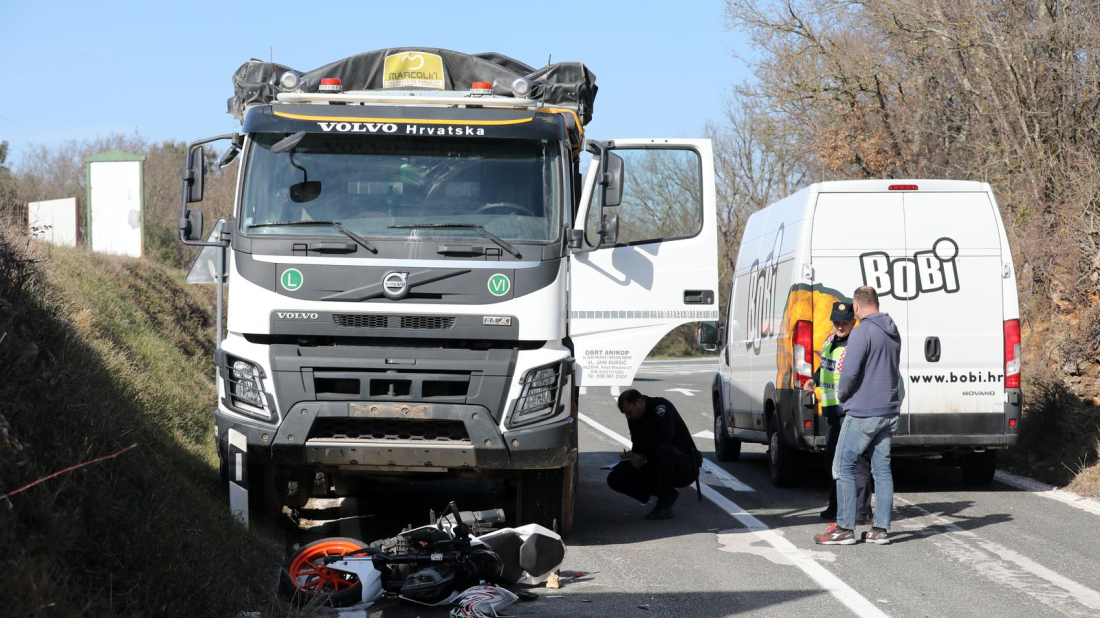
279, 502, 565, 614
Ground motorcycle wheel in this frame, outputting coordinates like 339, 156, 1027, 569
279, 537, 366, 607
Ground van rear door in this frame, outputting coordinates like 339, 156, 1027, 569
900, 191, 1006, 435
810, 192, 910, 430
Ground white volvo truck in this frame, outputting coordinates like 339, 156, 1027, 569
179, 49, 719, 531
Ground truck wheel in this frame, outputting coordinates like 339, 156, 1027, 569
767, 423, 797, 487
247, 464, 287, 526
714, 412, 741, 462
517, 467, 571, 534
960, 451, 997, 486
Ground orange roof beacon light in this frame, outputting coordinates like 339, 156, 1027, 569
319, 78, 343, 93
471, 81, 493, 95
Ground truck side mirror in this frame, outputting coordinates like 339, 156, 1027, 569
698, 320, 720, 352
181, 209, 204, 242
185, 145, 205, 203
599, 212, 619, 245
601, 151, 624, 208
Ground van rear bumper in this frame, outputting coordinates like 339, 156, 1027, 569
783, 388, 1023, 452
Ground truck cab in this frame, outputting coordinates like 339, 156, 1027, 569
179, 49, 720, 532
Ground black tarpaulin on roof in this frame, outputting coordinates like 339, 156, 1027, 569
228, 48, 597, 125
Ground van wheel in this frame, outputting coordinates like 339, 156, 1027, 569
767, 425, 797, 487
961, 451, 997, 486
714, 412, 741, 462
517, 467, 571, 534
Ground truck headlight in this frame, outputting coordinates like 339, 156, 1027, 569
509, 361, 565, 427
225, 356, 270, 419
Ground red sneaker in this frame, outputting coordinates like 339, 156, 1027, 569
814, 524, 857, 545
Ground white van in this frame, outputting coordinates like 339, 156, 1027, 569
700, 180, 1022, 487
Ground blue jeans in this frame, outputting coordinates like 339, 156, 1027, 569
832, 414, 899, 530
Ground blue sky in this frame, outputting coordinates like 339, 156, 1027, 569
0, 1, 751, 165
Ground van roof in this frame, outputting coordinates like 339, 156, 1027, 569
811, 179, 987, 193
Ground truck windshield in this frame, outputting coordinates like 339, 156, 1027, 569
240, 133, 563, 245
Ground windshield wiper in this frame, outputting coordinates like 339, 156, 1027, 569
388, 223, 522, 259
248, 220, 377, 253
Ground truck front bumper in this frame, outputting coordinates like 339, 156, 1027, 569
214, 401, 576, 472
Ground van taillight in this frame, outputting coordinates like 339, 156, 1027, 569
1004, 319, 1021, 388
793, 320, 814, 387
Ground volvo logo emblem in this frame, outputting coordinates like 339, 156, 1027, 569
382, 272, 410, 299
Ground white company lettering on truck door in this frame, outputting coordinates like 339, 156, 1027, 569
569, 140, 720, 386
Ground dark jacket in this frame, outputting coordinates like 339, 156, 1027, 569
837, 312, 902, 417
627, 396, 700, 465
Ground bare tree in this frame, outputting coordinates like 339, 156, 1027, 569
724, 0, 1100, 391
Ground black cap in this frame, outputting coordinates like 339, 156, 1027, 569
830, 302, 855, 322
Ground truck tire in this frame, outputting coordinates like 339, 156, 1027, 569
767, 421, 797, 487
961, 451, 997, 486
517, 467, 572, 534
714, 410, 742, 462
248, 464, 287, 526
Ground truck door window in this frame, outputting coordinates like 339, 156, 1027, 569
584, 148, 703, 246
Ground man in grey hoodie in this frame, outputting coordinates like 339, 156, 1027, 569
815, 286, 901, 546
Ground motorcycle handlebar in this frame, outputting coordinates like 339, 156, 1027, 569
471, 509, 506, 525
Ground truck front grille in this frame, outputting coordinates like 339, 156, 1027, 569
309, 418, 471, 444
333, 314, 456, 330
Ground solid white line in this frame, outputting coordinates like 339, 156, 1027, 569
609, 385, 621, 402
693, 429, 715, 439
700, 459, 754, 492
580, 415, 753, 494
577, 413, 884, 618
579, 387, 587, 395
994, 471, 1100, 518
578, 412, 631, 450
701, 485, 887, 618
894, 495, 1100, 614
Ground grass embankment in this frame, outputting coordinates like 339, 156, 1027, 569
1001, 377, 1100, 498
0, 230, 283, 617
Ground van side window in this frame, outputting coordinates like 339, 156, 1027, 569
585, 148, 703, 246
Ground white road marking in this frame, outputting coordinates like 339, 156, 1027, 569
693, 429, 715, 439
579, 387, 587, 395
700, 459, 754, 492
994, 470, 1100, 518
577, 413, 884, 618
717, 528, 837, 565
893, 495, 1100, 616
609, 384, 621, 402
665, 388, 700, 397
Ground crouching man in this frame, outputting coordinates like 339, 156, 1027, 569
608, 389, 701, 520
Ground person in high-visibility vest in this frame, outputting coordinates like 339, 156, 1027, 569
802, 302, 872, 521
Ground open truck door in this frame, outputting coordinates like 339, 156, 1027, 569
569, 139, 719, 386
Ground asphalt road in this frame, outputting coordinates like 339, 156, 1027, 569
299, 358, 1100, 617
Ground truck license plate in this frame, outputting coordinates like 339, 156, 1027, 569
349, 403, 430, 419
